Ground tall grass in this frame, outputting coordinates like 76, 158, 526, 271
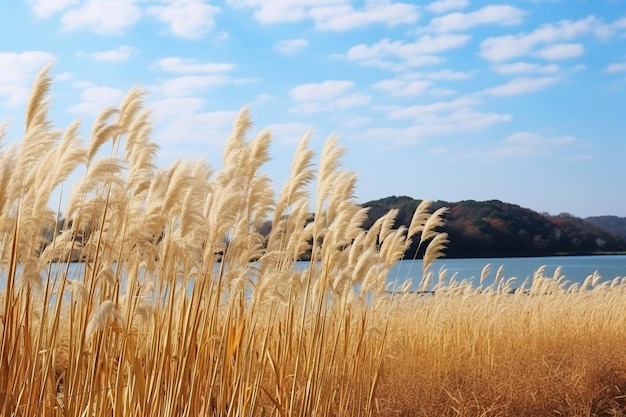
0, 66, 443, 416
1, 67, 626, 416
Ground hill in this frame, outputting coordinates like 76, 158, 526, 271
361, 196, 626, 259
584, 215, 626, 241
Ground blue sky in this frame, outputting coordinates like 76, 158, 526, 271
1, 0, 625, 217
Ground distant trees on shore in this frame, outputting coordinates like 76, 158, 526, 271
361, 196, 626, 259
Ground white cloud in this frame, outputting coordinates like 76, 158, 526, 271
386, 97, 479, 119
493, 62, 560, 74
149, 97, 239, 148
345, 34, 469, 71
358, 56, 444, 71
362, 108, 511, 145
290, 80, 354, 101
425, 5, 525, 33
265, 122, 316, 144
154, 57, 234, 73
445, 108, 512, 130
430, 87, 456, 96
374, 79, 431, 97
534, 43, 584, 60
157, 110, 238, 146
148, 0, 220, 39
0, 51, 55, 107
275, 38, 310, 55
484, 76, 558, 96
289, 80, 370, 113
227, 0, 339, 23
454, 130, 579, 164
372, 69, 471, 97
425, 0, 468, 14
150, 96, 205, 119
594, 17, 626, 40
491, 131, 576, 159
605, 62, 626, 74
29, 0, 79, 18
348, 35, 469, 60
333, 93, 371, 108
422, 69, 473, 80
82, 45, 137, 62
227, 0, 420, 31
69, 85, 125, 114
309, 2, 420, 31
60, 0, 141, 34
480, 16, 597, 62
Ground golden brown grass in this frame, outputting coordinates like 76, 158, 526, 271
376, 272, 626, 415
1, 67, 626, 416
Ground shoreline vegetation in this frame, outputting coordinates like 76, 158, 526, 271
2, 67, 626, 416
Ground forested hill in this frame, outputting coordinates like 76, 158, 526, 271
361, 196, 626, 259
584, 216, 626, 241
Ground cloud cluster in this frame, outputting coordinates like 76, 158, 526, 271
491, 132, 576, 160
69, 83, 126, 114
479, 16, 597, 62
606, 62, 626, 74
227, 0, 420, 31
14, 0, 625, 177
152, 57, 239, 97
289, 80, 370, 113
0, 51, 55, 107
425, 0, 469, 14
275, 38, 310, 55
60, 0, 141, 34
29, 0, 221, 38
344, 34, 469, 71
424, 5, 524, 33
148, 0, 220, 39
80, 45, 137, 62
483, 76, 558, 96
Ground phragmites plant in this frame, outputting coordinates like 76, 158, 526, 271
3, 66, 626, 417
0, 66, 446, 416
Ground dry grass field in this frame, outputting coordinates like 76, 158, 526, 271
2, 67, 626, 416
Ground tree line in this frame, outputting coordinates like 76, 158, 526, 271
361, 196, 626, 259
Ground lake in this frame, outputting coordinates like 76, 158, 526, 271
383, 255, 626, 290
2, 255, 626, 292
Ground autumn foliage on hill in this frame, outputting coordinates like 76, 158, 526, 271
362, 196, 626, 258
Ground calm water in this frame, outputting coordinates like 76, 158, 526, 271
3, 255, 626, 291
384, 255, 626, 289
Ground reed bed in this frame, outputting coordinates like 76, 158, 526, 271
379, 268, 626, 416
1, 67, 626, 416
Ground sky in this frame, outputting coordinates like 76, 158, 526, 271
1, 0, 626, 218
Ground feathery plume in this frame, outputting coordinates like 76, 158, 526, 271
480, 264, 491, 285
25, 63, 53, 132
408, 199, 433, 238
223, 107, 252, 166
422, 232, 449, 273
420, 207, 449, 244
316, 136, 345, 213
379, 209, 399, 244
118, 86, 145, 130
